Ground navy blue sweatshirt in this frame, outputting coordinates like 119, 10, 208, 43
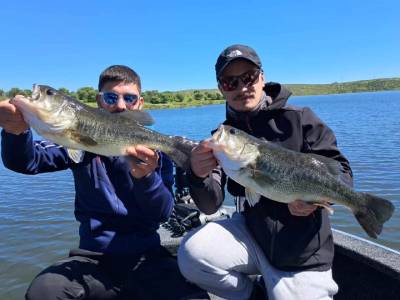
1, 129, 174, 256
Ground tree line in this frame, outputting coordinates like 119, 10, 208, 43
286, 78, 400, 96
0, 87, 224, 104
1, 78, 399, 103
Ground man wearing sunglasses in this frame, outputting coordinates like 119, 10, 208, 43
178, 45, 353, 300
1, 65, 208, 300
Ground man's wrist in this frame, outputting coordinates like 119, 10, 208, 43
188, 169, 207, 187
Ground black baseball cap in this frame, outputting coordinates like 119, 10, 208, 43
215, 44, 262, 78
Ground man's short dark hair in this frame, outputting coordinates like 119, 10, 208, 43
98, 65, 142, 93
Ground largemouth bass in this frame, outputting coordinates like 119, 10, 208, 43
11, 85, 198, 169
208, 124, 395, 238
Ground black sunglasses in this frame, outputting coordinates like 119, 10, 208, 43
218, 69, 261, 92
99, 91, 139, 106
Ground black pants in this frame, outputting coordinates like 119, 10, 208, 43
25, 247, 209, 300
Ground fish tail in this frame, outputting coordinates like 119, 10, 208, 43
167, 137, 198, 170
353, 193, 395, 239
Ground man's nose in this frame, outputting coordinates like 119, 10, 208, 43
114, 97, 127, 112
238, 80, 249, 92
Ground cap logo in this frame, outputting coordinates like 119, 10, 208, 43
226, 50, 243, 58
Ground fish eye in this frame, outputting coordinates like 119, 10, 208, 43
229, 128, 236, 135
46, 89, 55, 96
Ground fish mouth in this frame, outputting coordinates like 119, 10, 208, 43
31, 84, 41, 101
208, 124, 231, 154
213, 124, 225, 142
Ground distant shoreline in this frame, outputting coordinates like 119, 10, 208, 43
144, 88, 400, 110
1, 77, 399, 110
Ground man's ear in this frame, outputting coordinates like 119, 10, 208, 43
260, 71, 265, 84
137, 96, 144, 109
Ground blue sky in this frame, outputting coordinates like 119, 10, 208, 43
1, 0, 399, 92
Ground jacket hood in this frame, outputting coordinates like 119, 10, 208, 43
263, 82, 292, 110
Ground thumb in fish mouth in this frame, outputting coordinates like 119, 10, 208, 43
201, 138, 213, 144
202, 139, 223, 152
9, 95, 29, 104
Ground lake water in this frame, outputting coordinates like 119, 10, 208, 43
0, 91, 399, 299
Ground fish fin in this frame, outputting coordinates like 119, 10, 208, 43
251, 169, 275, 186
118, 110, 155, 126
245, 169, 275, 206
245, 188, 261, 207
67, 149, 85, 163
69, 130, 98, 146
166, 137, 198, 170
308, 154, 343, 177
353, 193, 395, 239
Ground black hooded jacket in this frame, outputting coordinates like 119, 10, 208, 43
189, 82, 353, 271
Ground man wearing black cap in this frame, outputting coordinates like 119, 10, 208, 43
178, 44, 353, 300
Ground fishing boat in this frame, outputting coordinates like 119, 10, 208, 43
330, 228, 400, 299
159, 177, 400, 300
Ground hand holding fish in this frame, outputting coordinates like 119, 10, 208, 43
288, 200, 318, 216
190, 141, 218, 178
0, 98, 29, 135
126, 145, 159, 179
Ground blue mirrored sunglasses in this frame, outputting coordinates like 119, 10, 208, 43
99, 91, 139, 105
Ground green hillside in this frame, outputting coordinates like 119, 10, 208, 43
1, 78, 399, 109
285, 78, 400, 96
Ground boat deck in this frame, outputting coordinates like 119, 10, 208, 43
158, 210, 400, 300
332, 229, 400, 299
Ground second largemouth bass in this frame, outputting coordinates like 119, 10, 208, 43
208, 124, 395, 238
